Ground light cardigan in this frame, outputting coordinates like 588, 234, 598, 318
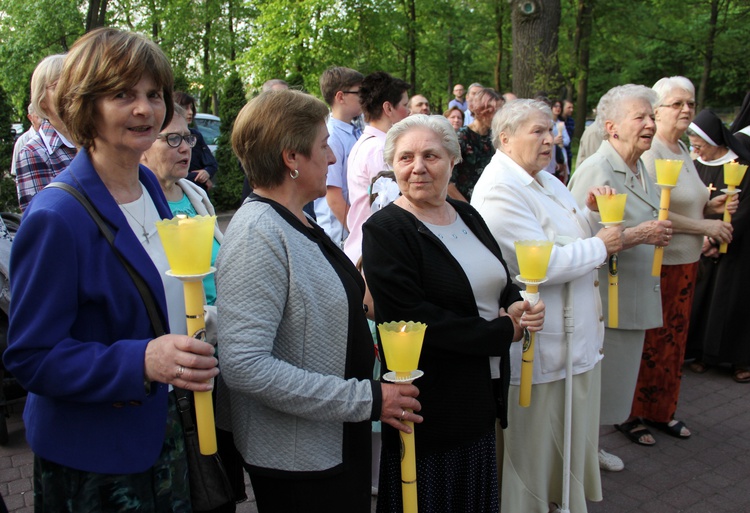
216, 199, 378, 473
472, 150, 606, 385
641, 138, 708, 265
175, 178, 223, 244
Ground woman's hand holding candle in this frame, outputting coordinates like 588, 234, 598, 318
503, 299, 546, 342
701, 219, 733, 244
380, 383, 422, 433
595, 224, 625, 255
704, 193, 739, 216
144, 335, 219, 391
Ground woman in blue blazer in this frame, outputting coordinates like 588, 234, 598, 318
3, 28, 218, 511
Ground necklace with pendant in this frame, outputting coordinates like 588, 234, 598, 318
120, 188, 150, 243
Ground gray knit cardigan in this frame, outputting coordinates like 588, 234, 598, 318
216, 200, 376, 473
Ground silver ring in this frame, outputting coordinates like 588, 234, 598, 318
176, 365, 185, 379
400, 409, 406, 421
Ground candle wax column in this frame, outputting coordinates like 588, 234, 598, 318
184, 280, 217, 455
518, 283, 538, 407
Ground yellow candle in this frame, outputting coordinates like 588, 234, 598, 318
720, 162, 748, 253
377, 321, 426, 513
655, 159, 682, 186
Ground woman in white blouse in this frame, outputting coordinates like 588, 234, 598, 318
472, 99, 623, 513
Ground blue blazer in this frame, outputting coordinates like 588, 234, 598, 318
4, 149, 175, 474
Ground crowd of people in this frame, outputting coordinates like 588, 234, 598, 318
4, 26, 750, 513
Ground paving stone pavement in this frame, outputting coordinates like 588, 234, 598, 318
1, 362, 747, 512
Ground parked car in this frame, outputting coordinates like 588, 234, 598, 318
194, 113, 220, 155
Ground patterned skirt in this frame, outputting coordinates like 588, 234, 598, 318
33, 392, 191, 513
376, 431, 498, 513
631, 262, 698, 423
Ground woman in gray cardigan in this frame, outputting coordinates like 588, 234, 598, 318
216, 90, 421, 513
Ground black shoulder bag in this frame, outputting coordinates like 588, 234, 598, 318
46, 182, 236, 513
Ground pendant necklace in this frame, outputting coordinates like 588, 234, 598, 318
120, 189, 150, 243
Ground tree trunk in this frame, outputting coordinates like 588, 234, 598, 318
698, 0, 720, 111
85, 0, 108, 32
511, 0, 561, 98
202, 19, 212, 113
494, 0, 506, 92
407, 0, 417, 88
573, 0, 594, 139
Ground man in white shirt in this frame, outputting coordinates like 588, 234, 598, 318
11, 104, 41, 177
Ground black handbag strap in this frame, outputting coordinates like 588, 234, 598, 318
45, 181, 167, 337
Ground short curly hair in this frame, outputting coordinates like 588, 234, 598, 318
232, 90, 330, 189
358, 71, 411, 123
595, 84, 657, 140
57, 28, 174, 150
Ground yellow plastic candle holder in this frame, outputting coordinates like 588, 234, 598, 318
596, 194, 627, 225
515, 240, 553, 282
719, 162, 748, 253
514, 240, 553, 407
155, 215, 216, 276
378, 321, 427, 513
155, 214, 218, 455
724, 161, 748, 187
654, 159, 682, 187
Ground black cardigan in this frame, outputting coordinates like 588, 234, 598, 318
362, 198, 522, 456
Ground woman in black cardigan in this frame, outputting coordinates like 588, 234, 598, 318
362, 115, 545, 513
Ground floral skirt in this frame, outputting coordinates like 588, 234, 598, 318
631, 262, 698, 423
33, 392, 191, 513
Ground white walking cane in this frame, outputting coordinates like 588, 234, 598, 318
560, 282, 575, 513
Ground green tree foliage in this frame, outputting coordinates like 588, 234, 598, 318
211, 72, 247, 211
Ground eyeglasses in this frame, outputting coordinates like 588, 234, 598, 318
157, 133, 197, 148
342, 90, 360, 95
660, 100, 696, 111
691, 143, 704, 151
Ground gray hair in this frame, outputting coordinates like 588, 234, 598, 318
31, 54, 65, 121
652, 76, 695, 107
594, 84, 657, 140
491, 99, 552, 149
383, 114, 462, 166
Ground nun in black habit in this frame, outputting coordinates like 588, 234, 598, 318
686, 109, 750, 382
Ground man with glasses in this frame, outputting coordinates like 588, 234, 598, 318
313, 66, 365, 247
449, 84, 467, 112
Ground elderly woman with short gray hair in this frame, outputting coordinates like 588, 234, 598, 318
472, 99, 622, 512
569, 85, 673, 464
363, 114, 544, 512
627, 77, 736, 443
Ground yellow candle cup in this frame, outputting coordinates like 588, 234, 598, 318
514, 240, 553, 281
155, 215, 216, 275
724, 161, 748, 187
378, 321, 427, 377
654, 159, 682, 186
596, 194, 627, 224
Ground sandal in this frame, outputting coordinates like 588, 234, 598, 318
615, 419, 656, 446
733, 367, 750, 383
689, 360, 709, 374
649, 419, 691, 439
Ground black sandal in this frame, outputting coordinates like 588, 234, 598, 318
615, 419, 656, 446
649, 419, 691, 439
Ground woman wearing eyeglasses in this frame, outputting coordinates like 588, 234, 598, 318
141, 104, 223, 306
630, 76, 736, 443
